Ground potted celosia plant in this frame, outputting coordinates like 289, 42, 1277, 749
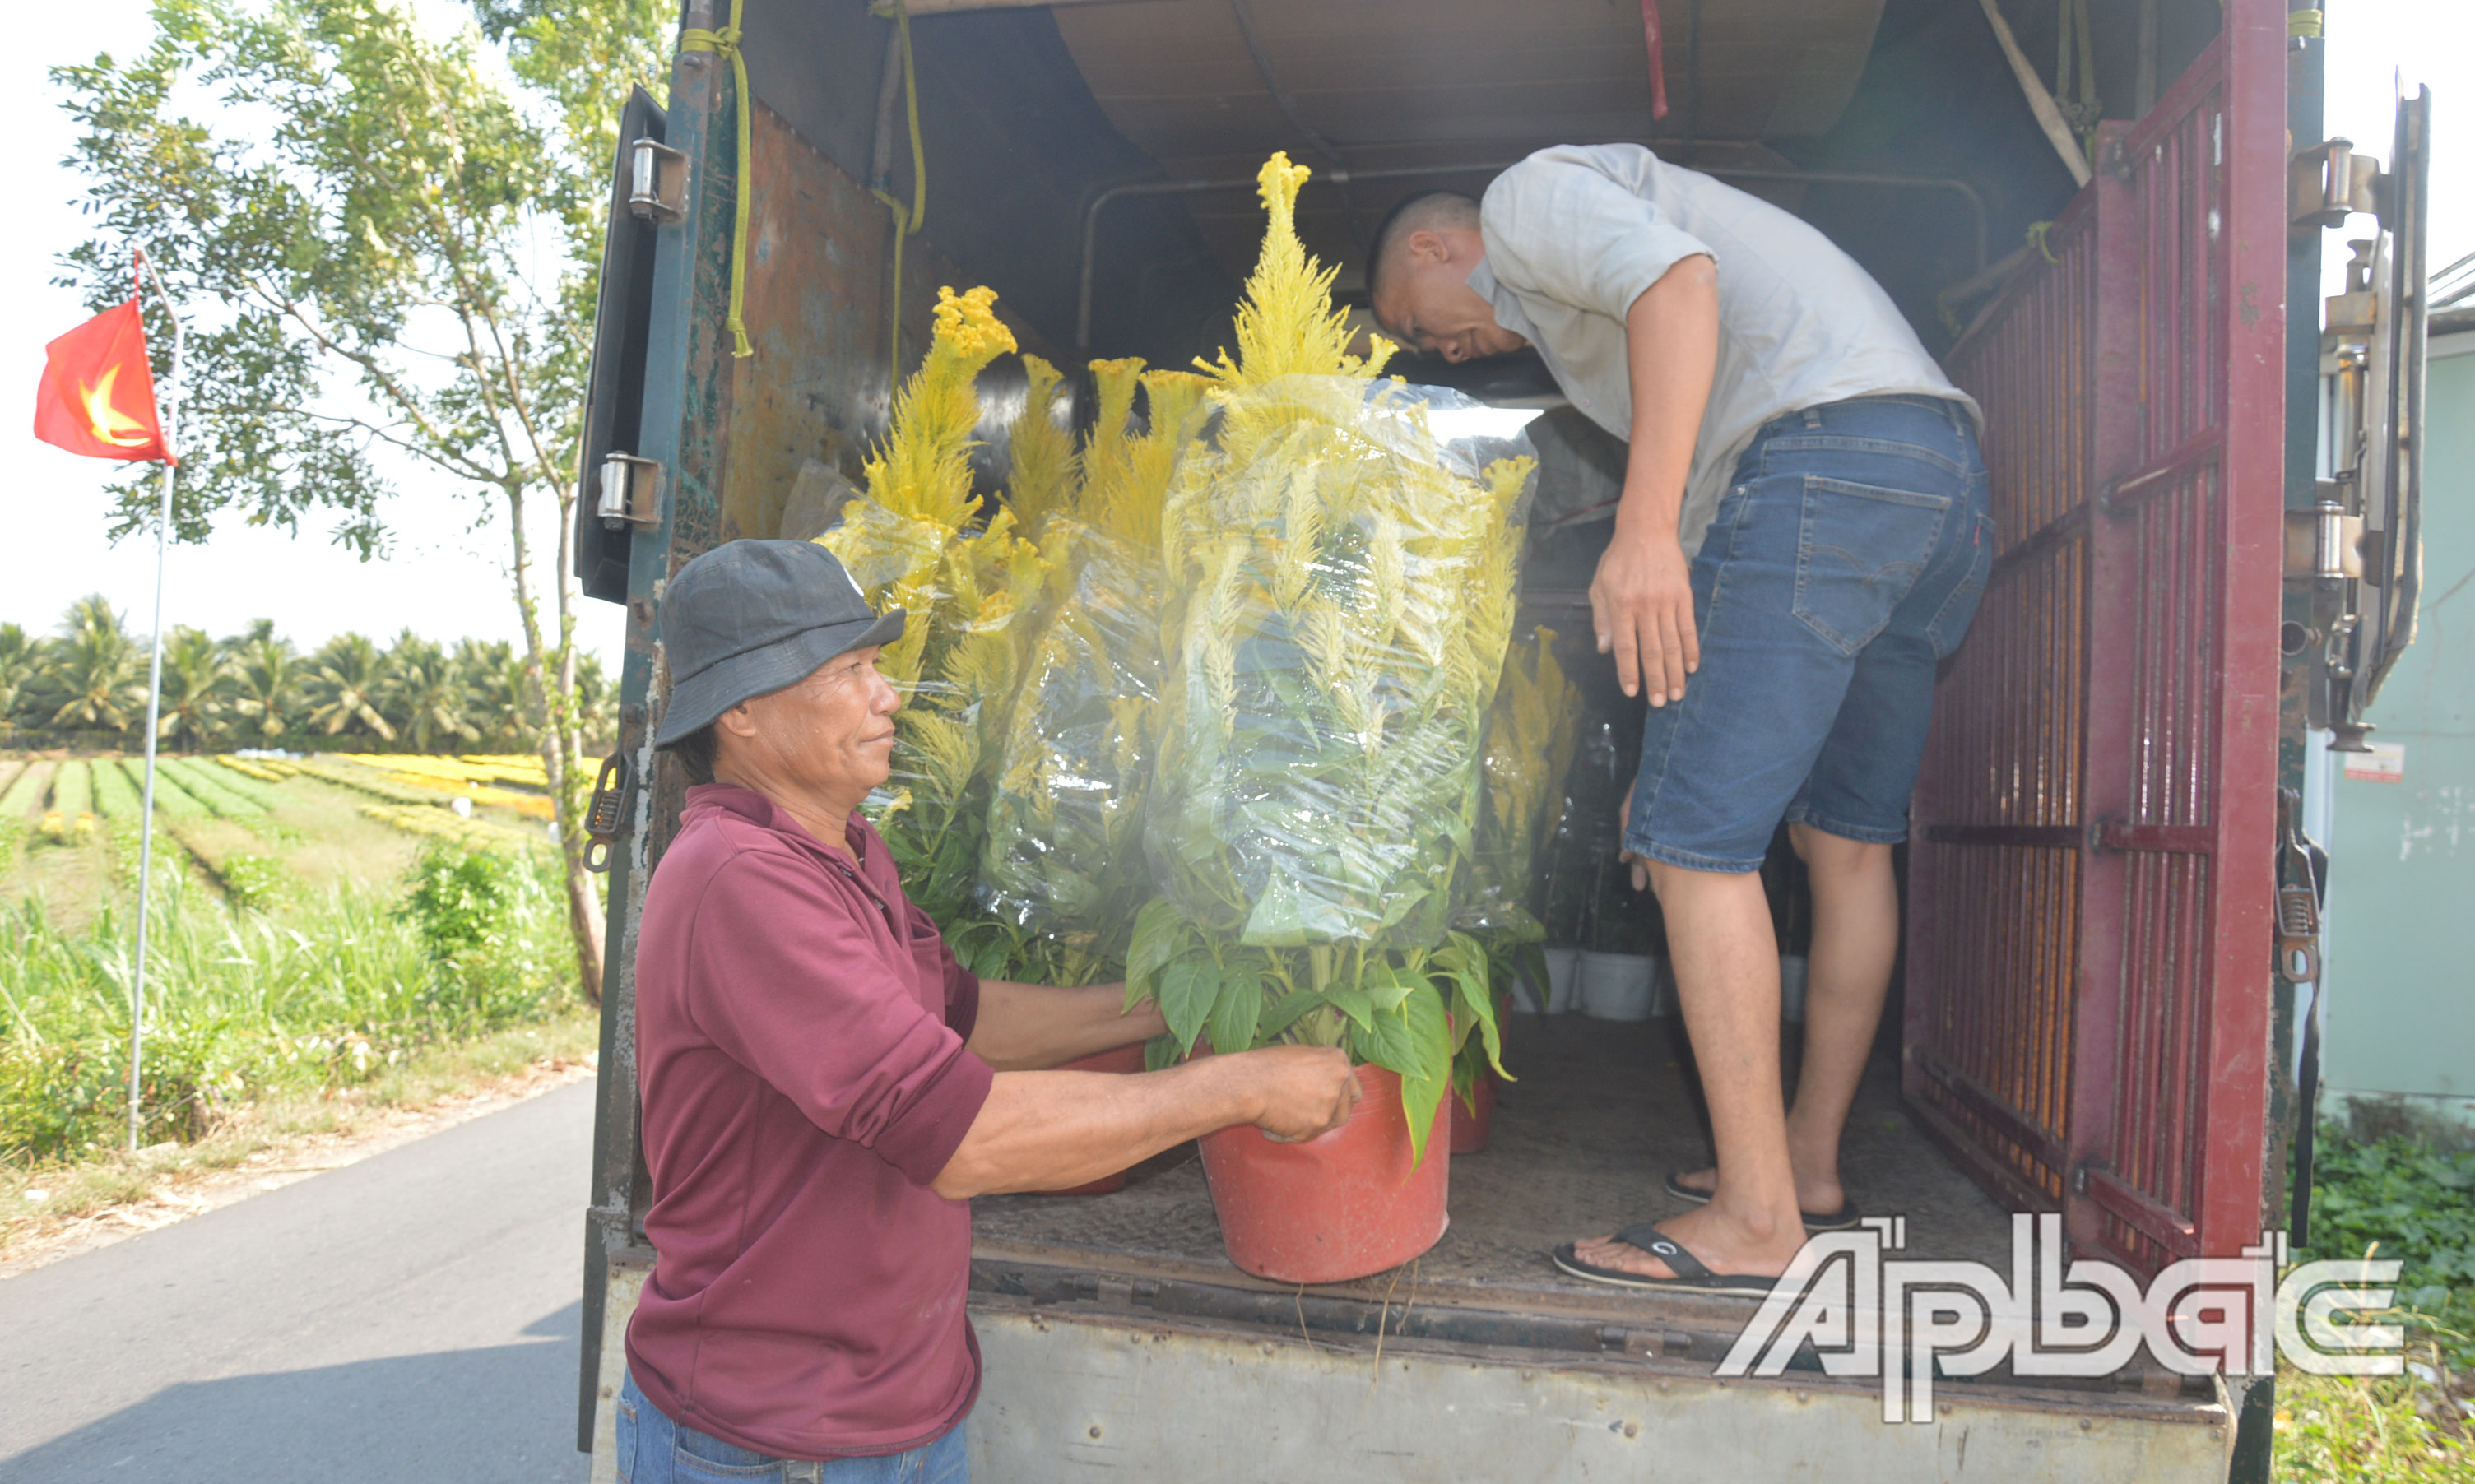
1127, 153, 1535, 1283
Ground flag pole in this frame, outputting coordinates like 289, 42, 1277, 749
127, 245, 182, 1153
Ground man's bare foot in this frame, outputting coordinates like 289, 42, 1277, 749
1671, 1161, 1846, 1217
1569, 1199, 1806, 1281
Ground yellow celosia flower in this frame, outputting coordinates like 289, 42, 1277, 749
815, 285, 1049, 921
1194, 152, 1395, 392
1003, 355, 1080, 539
855, 285, 1016, 536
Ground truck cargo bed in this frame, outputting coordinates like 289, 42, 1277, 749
973, 1013, 2016, 1327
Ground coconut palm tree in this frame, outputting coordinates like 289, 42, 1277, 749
155, 627, 230, 750
0, 624, 36, 735
383, 632, 476, 753
304, 633, 396, 741
457, 638, 532, 750
225, 631, 304, 745
43, 595, 145, 737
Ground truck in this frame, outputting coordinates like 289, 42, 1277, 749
567, 1, 2433, 1478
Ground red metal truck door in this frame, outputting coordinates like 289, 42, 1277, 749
1906, 1, 2287, 1278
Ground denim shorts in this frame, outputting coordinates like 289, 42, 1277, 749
1623, 395, 1993, 874
616, 1371, 969, 1484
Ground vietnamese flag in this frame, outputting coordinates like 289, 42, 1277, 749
34, 298, 175, 465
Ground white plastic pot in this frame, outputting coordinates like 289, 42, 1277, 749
1542, 948, 1582, 1013
1578, 950, 1657, 1020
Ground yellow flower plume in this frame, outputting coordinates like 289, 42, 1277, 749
860, 285, 1017, 534
1196, 153, 1395, 390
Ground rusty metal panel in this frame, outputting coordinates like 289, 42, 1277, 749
1909, 0, 2285, 1279
717, 104, 989, 545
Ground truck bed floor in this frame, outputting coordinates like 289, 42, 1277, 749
972, 1013, 2017, 1324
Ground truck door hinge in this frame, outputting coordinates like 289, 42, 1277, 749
627, 137, 690, 223
2289, 138, 2382, 230
598, 452, 665, 529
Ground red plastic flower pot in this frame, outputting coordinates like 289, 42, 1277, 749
1448, 1069, 1497, 1154
1038, 1044, 1149, 1196
1197, 1063, 1450, 1283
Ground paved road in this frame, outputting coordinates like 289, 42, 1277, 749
0, 1079, 597, 1482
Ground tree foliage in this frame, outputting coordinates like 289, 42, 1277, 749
0, 596, 611, 754
52, 0, 670, 999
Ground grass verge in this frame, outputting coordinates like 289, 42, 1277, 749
0, 1009, 597, 1270
2277, 1129, 2475, 1481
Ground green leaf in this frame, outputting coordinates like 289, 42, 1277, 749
1361, 964, 1418, 1014
1349, 1003, 1419, 1078
1239, 873, 1312, 947
1396, 985, 1454, 1166
1260, 987, 1324, 1039
1126, 897, 1188, 1002
1158, 952, 1218, 1054
1446, 934, 1506, 1078
1321, 985, 1375, 1032
1208, 967, 1265, 1055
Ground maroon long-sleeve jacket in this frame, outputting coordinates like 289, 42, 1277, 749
625, 784, 993, 1459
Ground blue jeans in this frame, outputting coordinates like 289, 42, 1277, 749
1625, 395, 1992, 873
616, 1372, 969, 1484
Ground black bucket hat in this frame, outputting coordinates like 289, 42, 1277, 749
652, 540, 905, 748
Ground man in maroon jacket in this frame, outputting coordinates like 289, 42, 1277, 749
618, 540, 1357, 1483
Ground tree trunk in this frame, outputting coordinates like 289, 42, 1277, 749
506, 480, 606, 1006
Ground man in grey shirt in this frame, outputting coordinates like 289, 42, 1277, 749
1371, 144, 1993, 1294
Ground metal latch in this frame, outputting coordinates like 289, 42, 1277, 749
598, 451, 664, 529
2289, 138, 2382, 230
627, 137, 690, 222
584, 752, 633, 874
2275, 787, 2324, 985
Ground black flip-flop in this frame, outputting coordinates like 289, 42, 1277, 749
1663, 1169, 1862, 1232
1551, 1222, 1782, 1296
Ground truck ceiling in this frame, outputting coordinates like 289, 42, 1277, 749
732, 0, 2227, 370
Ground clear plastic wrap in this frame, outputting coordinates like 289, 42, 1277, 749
973, 365, 1211, 978
1144, 373, 1536, 952
1452, 626, 1583, 939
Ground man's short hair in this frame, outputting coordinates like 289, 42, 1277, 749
1364, 189, 1482, 310
674, 723, 720, 786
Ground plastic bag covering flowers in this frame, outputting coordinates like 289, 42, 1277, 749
1127, 154, 1538, 1158
1455, 628, 1582, 941
819, 286, 1050, 922
975, 359, 1212, 981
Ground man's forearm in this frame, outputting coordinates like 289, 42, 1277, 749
1590, 255, 1722, 702
1614, 254, 1719, 540
964, 980, 1164, 1071
930, 1059, 1260, 1199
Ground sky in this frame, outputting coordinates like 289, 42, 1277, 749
6, 0, 628, 669
4, 2, 2468, 667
